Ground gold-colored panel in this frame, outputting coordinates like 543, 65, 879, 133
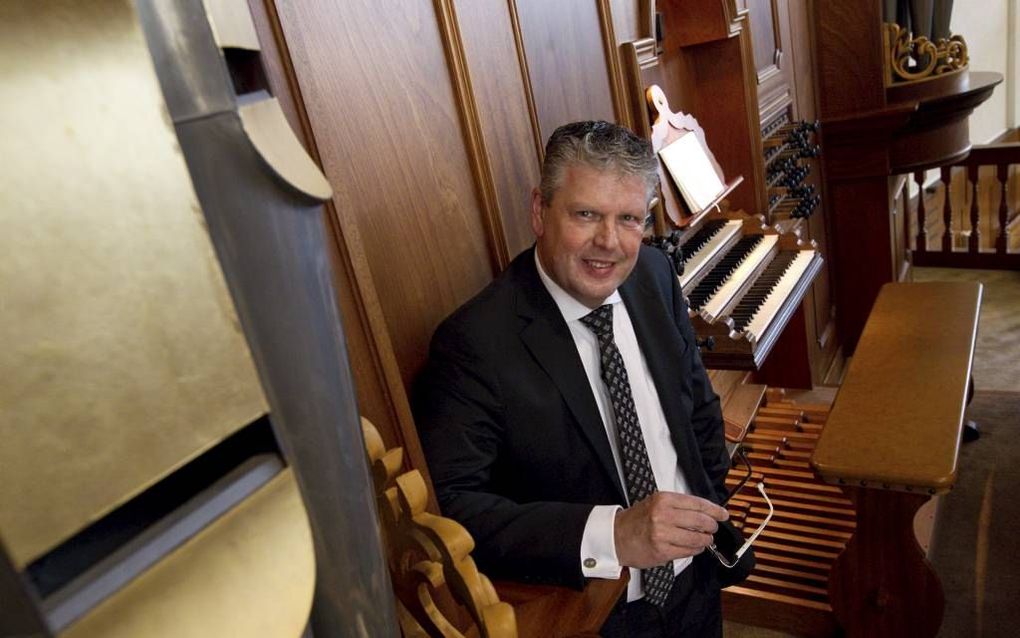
204, 0, 262, 51
0, 0, 267, 567
60, 469, 315, 638
239, 96, 333, 201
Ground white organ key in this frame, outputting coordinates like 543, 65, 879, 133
743, 250, 816, 340
700, 234, 778, 321
680, 220, 743, 289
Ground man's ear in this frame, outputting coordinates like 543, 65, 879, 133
530, 187, 545, 237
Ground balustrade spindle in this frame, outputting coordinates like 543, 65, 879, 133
968, 164, 981, 253
908, 143, 1019, 269
996, 163, 1009, 254
941, 166, 953, 252
914, 170, 927, 253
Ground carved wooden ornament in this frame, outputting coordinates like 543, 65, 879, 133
362, 418, 517, 638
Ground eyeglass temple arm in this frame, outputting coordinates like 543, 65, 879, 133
724, 445, 753, 502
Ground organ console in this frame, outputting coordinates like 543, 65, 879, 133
640, 86, 823, 371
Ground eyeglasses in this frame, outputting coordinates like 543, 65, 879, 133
707, 447, 774, 569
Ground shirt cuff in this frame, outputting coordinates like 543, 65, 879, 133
580, 505, 624, 578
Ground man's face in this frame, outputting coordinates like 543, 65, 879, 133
531, 163, 649, 309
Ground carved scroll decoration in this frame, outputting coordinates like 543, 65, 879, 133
883, 22, 968, 84
362, 418, 517, 638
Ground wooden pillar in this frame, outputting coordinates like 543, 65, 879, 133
825, 177, 897, 353
828, 487, 944, 637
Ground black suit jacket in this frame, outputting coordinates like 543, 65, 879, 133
414, 245, 752, 589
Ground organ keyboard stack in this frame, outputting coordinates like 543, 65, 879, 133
642, 86, 823, 370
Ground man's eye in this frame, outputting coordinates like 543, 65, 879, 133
619, 215, 645, 230
575, 210, 595, 220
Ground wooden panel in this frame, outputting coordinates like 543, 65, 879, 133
609, 0, 644, 45
748, 0, 778, 74
785, 0, 836, 384
747, 0, 793, 122
827, 176, 897, 352
273, 1, 496, 389
688, 32, 766, 215
454, 0, 541, 257
828, 487, 944, 637
813, 0, 886, 118
515, 0, 617, 140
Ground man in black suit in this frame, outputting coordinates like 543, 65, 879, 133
414, 121, 752, 636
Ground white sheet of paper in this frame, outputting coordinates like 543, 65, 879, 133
658, 132, 725, 212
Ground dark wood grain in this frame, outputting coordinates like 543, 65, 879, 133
273, 1, 496, 390
515, 0, 618, 140
495, 577, 627, 637
825, 177, 896, 353
812, 0, 886, 118
780, 0, 837, 384
454, 0, 542, 257
756, 304, 813, 389
250, 0, 434, 489
828, 489, 944, 637
747, 0, 794, 124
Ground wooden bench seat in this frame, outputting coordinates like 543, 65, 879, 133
810, 281, 982, 637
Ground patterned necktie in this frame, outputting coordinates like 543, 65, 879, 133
580, 304, 674, 607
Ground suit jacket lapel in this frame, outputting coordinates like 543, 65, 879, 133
512, 252, 627, 504
620, 275, 714, 498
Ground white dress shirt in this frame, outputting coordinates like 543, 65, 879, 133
534, 253, 693, 602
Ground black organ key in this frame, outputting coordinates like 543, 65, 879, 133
678, 219, 726, 268
729, 251, 799, 332
686, 234, 762, 311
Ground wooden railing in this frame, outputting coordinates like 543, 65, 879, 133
909, 142, 1020, 270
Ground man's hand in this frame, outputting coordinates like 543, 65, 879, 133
614, 492, 729, 568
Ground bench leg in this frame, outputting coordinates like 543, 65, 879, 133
963, 375, 980, 443
828, 487, 944, 637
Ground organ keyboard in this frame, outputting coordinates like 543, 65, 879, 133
677, 219, 742, 288
682, 220, 822, 369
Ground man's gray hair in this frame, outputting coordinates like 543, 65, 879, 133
538, 120, 658, 205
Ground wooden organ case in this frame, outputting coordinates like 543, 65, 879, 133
622, 0, 837, 389
618, 5, 983, 636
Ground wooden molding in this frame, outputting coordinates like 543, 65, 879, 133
596, 0, 632, 129
434, 0, 511, 272
507, 0, 545, 164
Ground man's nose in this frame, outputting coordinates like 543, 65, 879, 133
593, 218, 620, 248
